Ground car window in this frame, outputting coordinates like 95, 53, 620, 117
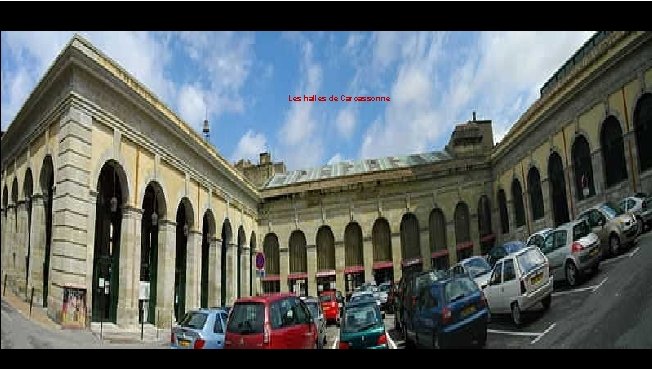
517, 248, 546, 276
541, 233, 555, 254
627, 199, 636, 209
573, 221, 590, 241
554, 230, 567, 249
462, 258, 492, 278
503, 259, 516, 282
270, 300, 285, 329
294, 299, 311, 324
180, 311, 208, 330
319, 294, 333, 302
227, 302, 265, 334
342, 304, 381, 333
213, 313, 224, 334
445, 277, 479, 303
305, 301, 320, 320
490, 261, 503, 285
220, 313, 229, 327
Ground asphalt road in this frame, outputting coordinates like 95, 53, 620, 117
327, 231, 652, 349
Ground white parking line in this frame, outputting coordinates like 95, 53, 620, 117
602, 246, 639, 265
386, 332, 397, 349
331, 336, 339, 350
552, 277, 608, 297
592, 277, 608, 292
530, 323, 556, 344
487, 329, 540, 337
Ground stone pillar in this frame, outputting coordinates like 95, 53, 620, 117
591, 149, 605, 200
185, 230, 201, 311
0, 209, 5, 276
28, 194, 46, 305
419, 229, 431, 270
540, 178, 552, 229
225, 243, 237, 304
6, 206, 16, 285
334, 242, 345, 293
390, 233, 402, 283
208, 237, 220, 307
116, 206, 141, 328
155, 220, 176, 328
470, 212, 481, 257
446, 221, 457, 265
362, 237, 373, 284
280, 247, 289, 293
242, 246, 250, 297
16, 201, 28, 296
48, 107, 93, 323
307, 244, 317, 296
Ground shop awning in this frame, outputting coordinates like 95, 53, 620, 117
316, 270, 336, 278
372, 261, 394, 270
344, 265, 364, 274
431, 249, 449, 258
262, 275, 280, 282
401, 257, 422, 267
287, 273, 308, 280
456, 241, 474, 251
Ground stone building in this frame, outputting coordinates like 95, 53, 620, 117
1, 31, 651, 329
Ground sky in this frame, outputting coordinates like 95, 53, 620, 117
1, 31, 594, 171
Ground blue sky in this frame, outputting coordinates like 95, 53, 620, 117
1, 31, 593, 170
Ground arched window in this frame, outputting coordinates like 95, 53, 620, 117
633, 93, 652, 172
527, 167, 544, 220
497, 189, 509, 234
601, 116, 628, 187
429, 209, 448, 270
512, 179, 526, 228
548, 152, 570, 226
572, 135, 595, 200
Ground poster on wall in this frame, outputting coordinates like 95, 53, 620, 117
61, 286, 87, 329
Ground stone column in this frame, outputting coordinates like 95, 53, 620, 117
6, 205, 16, 285
591, 149, 605, 200
208, 237, 220, 307
155, 220, 176, 328
362, 237, 373, 284
470, 212, 481, 257
116, 206, 141, 328
15, 201, 28, 296
540, 178, 553, 229
390, 233, 402, 283
242, 246, 250, 297
280, 247, 289, 293
28, 194, 46, 305
0, 209, 5, 276
185, 230, 201, 311
225, 243, 237, 304
446, 221, 457, 265
306, 244, 317, 296
334, 242, 345, 293
48, 107, 93, 323
419, 229, 431, 270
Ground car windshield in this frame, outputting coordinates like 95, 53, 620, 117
517, 248, 546, 276
601, 203, 624, 219
305, 302, 320, 319
350, 294, 375, 304
445, 277, 479, 304
227, 302, 264, 334
319, 294, 333, 302
342, 304, 381, 333
504, 241, 526, 254
179, 311, 208, 330
462, 257, 492, 278
573, 221, 590, 241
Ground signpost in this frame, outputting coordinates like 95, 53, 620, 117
255, 252, 265, 295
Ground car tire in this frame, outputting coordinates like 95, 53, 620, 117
610, 234, 620, 256
511, 302, 522, 327
565, 261, 579, 287
541, 295, 551, 311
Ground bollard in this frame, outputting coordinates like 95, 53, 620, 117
29, 287, 34, 318
141, 303, 144, 341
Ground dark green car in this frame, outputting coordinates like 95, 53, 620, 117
339, 301, 388, 349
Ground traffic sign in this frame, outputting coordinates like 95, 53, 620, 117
255, 252, 265, 270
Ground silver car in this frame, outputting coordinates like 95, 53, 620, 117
301, 296, 327, 349
619, 195, 652, 234
526, 228, 554, 249
450, 256, 493, 290
578, 202, 638, 257
540, 219, 601, 287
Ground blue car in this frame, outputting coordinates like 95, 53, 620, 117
406, 275, 488, 349
171, 308, 229, 349
487, 240, 526, 267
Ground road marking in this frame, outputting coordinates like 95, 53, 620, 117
602, 246, 639, 265
628, 247, 640, 258
552, 277, 608, 297
530, 323, 556, 344
487, 329, 540, 337
331, 336, 338, 350
386, 332, 397, 349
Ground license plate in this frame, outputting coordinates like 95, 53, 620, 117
461, 305, 476, 317
179, 339, 190, 347
531, 273, 542, 285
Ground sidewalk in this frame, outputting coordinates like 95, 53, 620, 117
2, 287, 60, 331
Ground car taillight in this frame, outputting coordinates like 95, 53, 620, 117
193, 338, 205, 349
571, 241, 584, 254
442, 306, 452, 325
377, 333, 388, 346
339, 341, 350, 349
263, 322, 271, 344
520, 279, 527, 294
170, 332, 175, 344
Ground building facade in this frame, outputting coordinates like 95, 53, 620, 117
1, 31, 651, 329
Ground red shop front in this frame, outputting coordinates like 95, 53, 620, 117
344, 265, 365, 295
372, 261, 394, 285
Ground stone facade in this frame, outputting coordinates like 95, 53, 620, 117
1, 32, 651, 330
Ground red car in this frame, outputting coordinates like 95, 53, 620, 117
319, 290, 341, 326
225, 293, 318, 349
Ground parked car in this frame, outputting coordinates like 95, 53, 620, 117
338, 300, 389, 349
386, 283, 397, 314
171, 307, 229, 349
450, 256, 493, 290
486, 241, 527, 267
300, 296, 327, 349
578, 202, 638, 258
319, 290, 341, 326
619, 195, 652, 234
397, 269, 449, 333
349, 291, 383, 312
526, 228, 554, 249
376, 282, 391, 310
483, 246, 552, 326
224, 293, 318, 349
540, 219, 601, 287
405, 274, 489, 349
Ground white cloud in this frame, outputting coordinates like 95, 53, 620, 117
335, 108, 356, 139
177, 84, 206, 131
327, 153, 344, 165
231, 130, 268, 163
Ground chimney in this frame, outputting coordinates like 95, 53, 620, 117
472, 111, 476, 122
260, 152, 271, 165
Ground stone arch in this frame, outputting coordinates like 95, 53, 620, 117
11, 177, 18, 205
511, 178, 526, 228
263, 233, 280, 275
548, 151, 570, 227
137, 175, 171, 221
92, 151, 133, 207
237, 225, 246, 299
429, 208, 447, 253
571, 134, 595, 201
497, 188, 509, 234
633, 93, 652, 172
372, 217, 392, 263
23, 168, 34, 290
220, 218, 232, 305
316, 225, 335, 271
600, 115, 628, 188
344, 222, 364, 267
2, 185, 7, 211
527, 166, 544, 221
400, 212, 421, 264
173, 197, 193, 321
39, 155, 55, 307
289, 230, 307, 273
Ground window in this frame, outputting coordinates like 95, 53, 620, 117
432, 255, 449, 271
601, 116, 628, 188
342, 304, 381, 333
527, 167, 545, 220
517, 248, 546, 275
180, 312, 208, 330
503, 259, 516, 282
554, 230, 567, 250
445, 277, 479, 303
490, 262, 503, 285
627, 199, 636, 210
498, 189, 510, 234
542, 233, 555, 254
572, 135, 595, 201
227, 302, 265, 334
633, 94, 652, 172
512, 179, 526, 228
294, 299, 311, 324
213, 314, 224, 334
572, 221, 590, 241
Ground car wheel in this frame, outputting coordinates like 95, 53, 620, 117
610, 234, 620, 256
565, 262, 579, 287
511, 302, 522, 327
541, 295, 551, 311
